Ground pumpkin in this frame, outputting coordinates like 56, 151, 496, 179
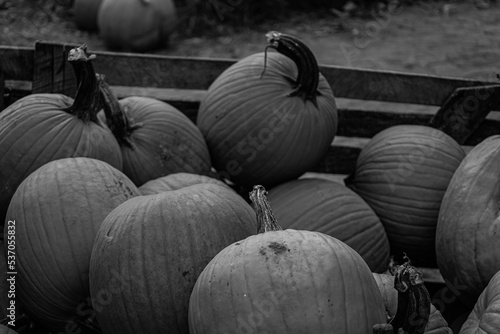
0, 45, 122, 227
98, 78, 212, 186
372, 273, 453, 333
0, 325, 18, 334
73, 0, 103, 31
346, 125, 465, 267
139, 172, 230, 195
89, 183, 257, 334
188, 185, 387, 333
4, 157, 140, 331
436, 135, 500, 306
459, 269, 500, 333
97, 0, 177, 51
267, 178, 390, 273
196, 32, 338, 188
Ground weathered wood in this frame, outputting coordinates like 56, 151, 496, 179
31, 41, 500, 107
0, 46, 34, 81
428, 84, 500, 144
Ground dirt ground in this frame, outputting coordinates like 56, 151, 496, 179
1, 0, 500, 82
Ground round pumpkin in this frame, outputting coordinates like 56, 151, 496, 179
97, 0, 177, 51
98, 80, 212, 186
0, 45, 122, 227
73, 0, 103, 31
459, 269, 500, 333
267, 178, 390, 272
347, 125, 465, 267
196, 32, 338, 188
89, 183, 257, 334
372, 273, 453, 334
436, 135, 500, 305
4, 157, 140, 331
188, 185, 387, 333
139, 172, 230, 195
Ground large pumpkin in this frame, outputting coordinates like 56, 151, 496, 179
97, 0, 177, 51
267, 178, 390, 272
0, 45, 122, 227
347, 125, 465, 267
98, 79, 212, 186
89, 183, 257, 334
460, 269, 500, 333
4, 157, 140, 331
188, 185, 387, 333
197, 32, 338, 187
436, 135, 500, 305
139, 172, 229, 195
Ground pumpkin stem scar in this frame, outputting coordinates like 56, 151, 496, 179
249, 185, 283, 234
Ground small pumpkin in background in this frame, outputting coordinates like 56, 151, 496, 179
5, 157, 140, 332
89, 183, 257, 334
0, 45, 122, 227
459, 269, 500, 333
98, 77, 211, 187
188, 185, 387, 333
346, 125, 465, 267
436, 135, 500, 306
267, 178, 390, 273
139, 172, 229, 195
97, 0, 177, 51
197, 32, 338, 188
73, 0, 103, 31
372, 272, 453, 333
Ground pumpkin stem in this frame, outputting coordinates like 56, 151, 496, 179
389, 258, 431, 334
264, 31, 322, 108
98, 73, 142, 149
64, 45, 101, 122
249, 185, 283, 234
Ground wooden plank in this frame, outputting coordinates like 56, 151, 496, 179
0, 46, 34, 81
429, 84, 500, 144
31, 41, 500, 107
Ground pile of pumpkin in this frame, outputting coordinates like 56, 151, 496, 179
1, 32, 499, 334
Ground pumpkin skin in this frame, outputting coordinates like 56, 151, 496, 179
436, 135, 500, 305
97, 0, 177, 51
347, 125, 465, 267
73, 0, 103, 31
0, 46, 123, 227
89, 183, 257, 334
459, 269, 500, 333
4, 157, 140, 331
139, 172, 230, 195
372, 273, 453, 334
98, 96, 212, 186
197, 51, 338, 188
267, 178, 390, 273
189, 229, 387, 333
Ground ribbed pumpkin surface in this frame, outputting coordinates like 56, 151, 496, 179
99, 97, 211, 186
4, 157, 140, 330
89, 183, 257, 334
460, 269, 500, 333
189, 230, 387, 333
267, 178, 390, 272
0, 94, 122, 225
348, 125, 465, 266
197, 52, 338, 187
139, 172, 229, 195
436, 135, 500, 305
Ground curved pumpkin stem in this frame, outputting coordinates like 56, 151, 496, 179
64, 44, 101, 123
263, 31, 321, 108
249, 185, 283, 234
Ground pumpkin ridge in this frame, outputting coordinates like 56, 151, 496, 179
355, 190, 444, 213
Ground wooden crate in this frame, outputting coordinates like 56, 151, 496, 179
2, 41, 500, 332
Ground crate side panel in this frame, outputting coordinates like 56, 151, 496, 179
0, 46, 34, 81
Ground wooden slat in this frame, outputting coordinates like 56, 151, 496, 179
429, 84, 500, 144
30, 41, 500, 107
0, 46, 34, 81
